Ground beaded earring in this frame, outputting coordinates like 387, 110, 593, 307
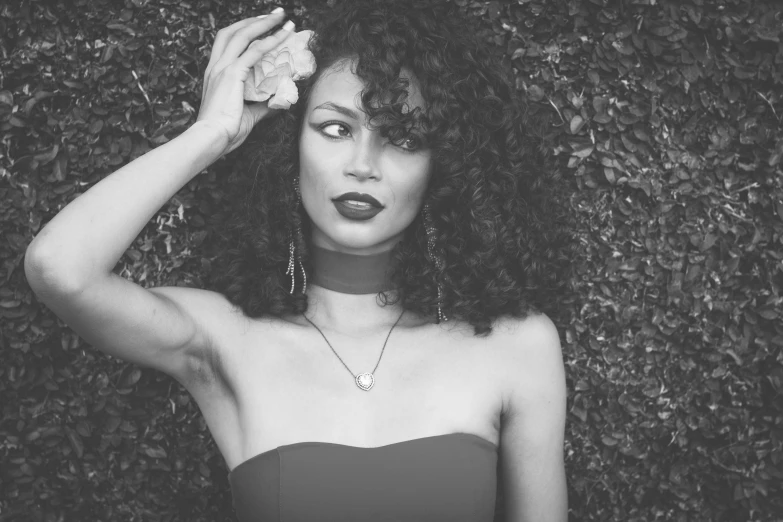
423, 201, 447, 323
286, 176, 307, 295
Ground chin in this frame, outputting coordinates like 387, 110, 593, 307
317, 225, 405, 253
325, 235, 389, 252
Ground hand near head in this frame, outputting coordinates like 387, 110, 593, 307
196, 9, 295, 156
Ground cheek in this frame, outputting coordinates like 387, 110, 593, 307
400, 178, 429, 205
385, 176, 430, 225
395, 160, 432, 205
299, 137, 333, 193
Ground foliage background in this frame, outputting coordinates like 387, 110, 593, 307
1, 0, 782, 521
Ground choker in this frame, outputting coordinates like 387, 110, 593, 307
309, 243, 397, 294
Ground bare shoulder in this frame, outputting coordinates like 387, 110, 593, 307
490, 312, 562, 357
490, 313, 565, 414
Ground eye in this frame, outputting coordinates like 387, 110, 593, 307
317, 122, 424, 152
319, 122, 351, 138
396, 135, 423, 153
402, 136, 421, 150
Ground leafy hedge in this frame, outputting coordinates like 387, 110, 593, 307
1, 0, 781, 521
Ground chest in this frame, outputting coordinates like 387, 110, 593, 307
188, 317, 508, 472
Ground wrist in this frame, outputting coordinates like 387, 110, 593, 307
187, 120, 231, 159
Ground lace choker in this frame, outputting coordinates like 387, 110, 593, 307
309, 243, 397, 295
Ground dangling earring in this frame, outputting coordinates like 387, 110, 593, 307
423, 201, 447, 323
286, 177, 307, 295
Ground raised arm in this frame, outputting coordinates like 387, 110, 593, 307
24, 10, 296, 384
24, 119, 231, 383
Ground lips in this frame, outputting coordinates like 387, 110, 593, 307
332, 192, 383, 208
333, 200, 383, 220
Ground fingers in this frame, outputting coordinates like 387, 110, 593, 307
207, 18, 258, 70
225, 19, 296, 71
208, 10, 289, 73
235, 21, 296, 71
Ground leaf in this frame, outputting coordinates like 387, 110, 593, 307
649, 23, 674, 37
89, 119, 104, 134
593, 112, 612, 124
733, 66, 756, 80
65, 426, 84, 459
667, 28, 689, 42
633, 124, 650, 142
570, 139, 594, 158
621, 132, 637, 152
144, 446, 168, 459
685, 5, 702, 24
570, 115, 585, 134
612, 39, 635, 55
682, 64, 701, 82
118, 366, 142, 388
487, 0, 501, 19
106, 22, 136, 36
63, 80, 85, 89
646, 39, 664, 56
700, 233, 717, 252
33, 144, 59, 165
105, 415, 122, 433
527, 84, 545, 101
619, 113, 640, 125
52, 155, 68, 181
592, 96, 609, 113
23, 91, 54, 114
568, 91, 585, 109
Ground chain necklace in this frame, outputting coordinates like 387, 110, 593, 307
302, 308, 406, 391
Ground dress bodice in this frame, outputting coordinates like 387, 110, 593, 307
229, 432, 499, 522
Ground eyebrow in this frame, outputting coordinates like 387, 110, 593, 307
312, 101, 428, 138
313, 102, 359, 120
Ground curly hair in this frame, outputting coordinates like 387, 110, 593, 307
209, 0, 576, 337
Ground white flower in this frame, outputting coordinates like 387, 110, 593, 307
243, 30, 317, 110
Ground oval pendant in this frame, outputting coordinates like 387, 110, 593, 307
356, 372, 374, 391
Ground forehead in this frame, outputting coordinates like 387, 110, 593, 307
306, 59, 426, 116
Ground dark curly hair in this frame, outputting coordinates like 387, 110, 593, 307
209, 0, 576, 337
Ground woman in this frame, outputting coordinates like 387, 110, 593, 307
24, 0, 569, 520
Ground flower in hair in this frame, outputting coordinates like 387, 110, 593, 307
243, 30, 316, 110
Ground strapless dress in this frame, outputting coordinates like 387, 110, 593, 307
229, 432, 499, 522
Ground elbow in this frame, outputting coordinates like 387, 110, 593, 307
24, 241, 49, 286
24, 242, 84, 296
24, 244, 56, 295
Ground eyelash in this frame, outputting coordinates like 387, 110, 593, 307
318, 121, 422, 153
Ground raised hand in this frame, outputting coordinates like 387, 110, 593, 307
197, 8, 295, 156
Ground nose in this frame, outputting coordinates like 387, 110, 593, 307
344, 132, 380, 181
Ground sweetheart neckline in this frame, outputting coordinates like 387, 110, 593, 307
228, 432, 498, 476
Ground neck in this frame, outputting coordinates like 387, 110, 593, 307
305, 286, 406, 335
303, 242, 410, 333
309, 243, 397, 294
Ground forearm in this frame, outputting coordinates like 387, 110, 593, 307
26, 121, 229, 290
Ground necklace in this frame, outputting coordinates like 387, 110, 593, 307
302, 308, 406, 391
